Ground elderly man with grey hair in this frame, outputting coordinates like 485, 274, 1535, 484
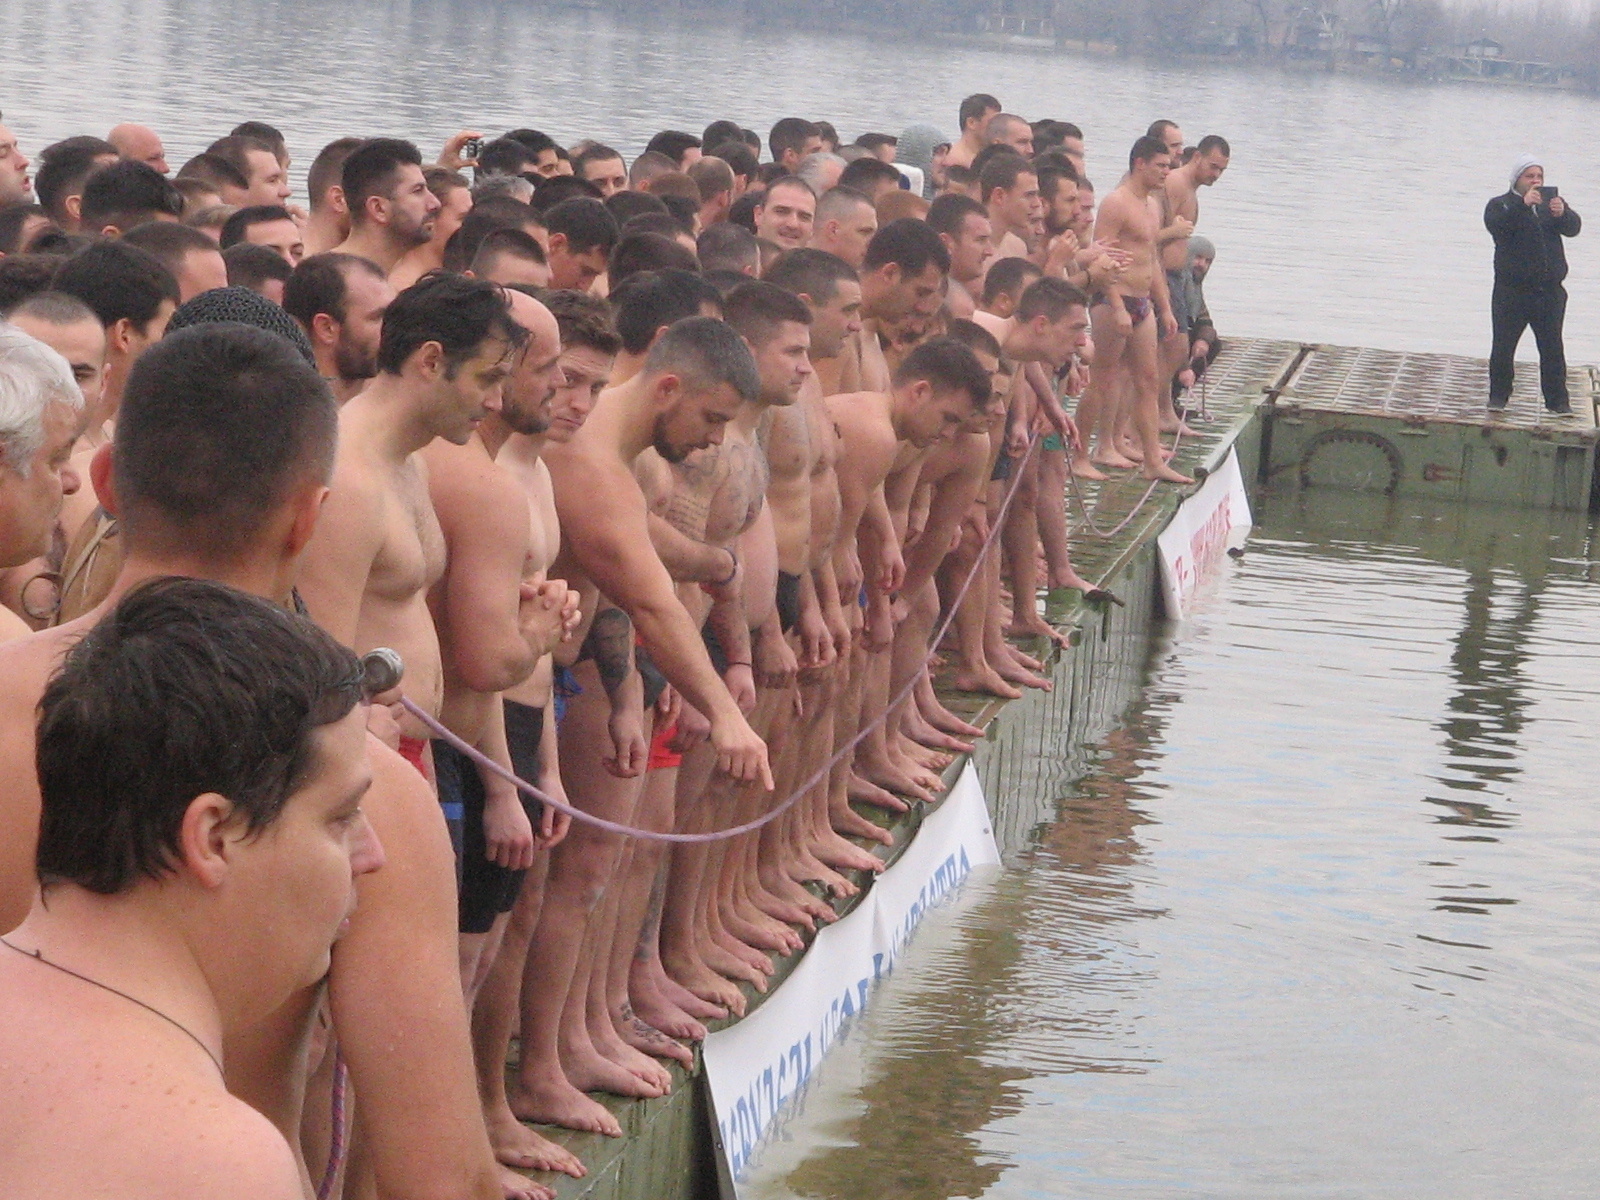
0, 323, 85, 638
795, 151, 847, 197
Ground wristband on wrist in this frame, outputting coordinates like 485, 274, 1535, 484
715, 547, 739, 587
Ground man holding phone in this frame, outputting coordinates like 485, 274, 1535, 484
1485, 154, 1581, 413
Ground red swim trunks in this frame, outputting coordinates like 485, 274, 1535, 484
648, 720, 683, 771
397, 735, 432, 781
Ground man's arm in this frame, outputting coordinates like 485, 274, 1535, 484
903, 434, 989, 596
425, 443, 544, 693
648, 511, 738, 583
1484, 194, 1528, 237
331, 740, 501, 1200
547, 446, 770, 787
1557, 203, 1581, 237
295, 464, 385, 648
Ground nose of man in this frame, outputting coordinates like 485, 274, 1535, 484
350, 812, 387, 878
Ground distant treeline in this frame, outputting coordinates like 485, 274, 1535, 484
596, 0, 1600, 88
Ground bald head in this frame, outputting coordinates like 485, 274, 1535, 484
108, 124, 169, 175
498, 288, 564, 436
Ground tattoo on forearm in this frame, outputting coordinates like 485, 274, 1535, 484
587, 606, 634, 697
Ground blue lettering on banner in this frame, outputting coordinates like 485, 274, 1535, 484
716, 842, 979, 1177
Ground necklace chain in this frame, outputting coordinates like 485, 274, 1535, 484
0, 936, 224, 1077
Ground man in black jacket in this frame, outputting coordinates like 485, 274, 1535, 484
1485, 155, 1581, 413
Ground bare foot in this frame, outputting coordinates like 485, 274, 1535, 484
664, 952, 747, 1017
858, 758, 936, 804
1007, 615, 1069, 649
1093, 449, 1137, 470
1070, 457, 1108, 481
652, 968, 728, 1022
726, 898, 805, 948
848, 772, 911, 812
830, 802, 894, 846
499, 1163, 555, 1200
616, 1003, 694, 1067
904, 718, 973, 755
1141, 463, 1194, 484
1049, 567, 1093, 592
950, 664, 1023, 699
995, 656, 1052, 692
788, 850, 857, 899
560, 1038, 666, 1099
629, 973, 710, 1041
590, 1019, 674, 1093
702, 936, 771, 991
485, 1101, 588, 1178
1159, 417, 1196, 437
809, 828, 885, 874
1005, 644, 1045, 671
508, 1073, 623, 1137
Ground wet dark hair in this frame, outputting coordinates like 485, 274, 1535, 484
531, 174, 602, 213
0, 203, 48, 254
284, 251, 386, 327
442, 203, 529, 273
1197, 134, 1231, 158
959, 93, 1002, 131
540, 288, 621, 356
723, 279, 812, 347
121, 220, 220, 278
573, 143, 624, 178
769, 117, 821, 163
52, 240, 179, 330
947, 317, 1002, 361
78, 160, 184, 233
605, 190, 668, 225
1016, 276, 1089, 323
36, 577, 363, 895
342, 138, 423, 220
544, 198, 619, 255
926, 193, 987, 238
643, 314, 760, 403
307, 137, 365, 210
763, 247, 858, 303
376, 270, 526, 376
609, 268, 722, 355
697, 222, 760, 275
708, 141, 758, 182
702, 120, 744, 153
609, 230, 698, 289
478, 136, 537, 179
223, 242, 292, 291
981, 256, 1043, 307
1129, 135, 1170, 170
34, 137, 116, 224
114, 323, 336, 556
0, 254, 68, 314
471, 226, 548, 275
231, 121, 288, 162
979, 152, 1033, 203
892, 337, 991, 409
863, 218, 950, 278
220, 204, 294, 249
838, 156, 901, 194
645, 130, 701, 167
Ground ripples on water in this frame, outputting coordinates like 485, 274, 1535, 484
3, 0, 1600, 358
744, 491, 1600, 1200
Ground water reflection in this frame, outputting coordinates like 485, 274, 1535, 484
748, 493, 1600, 1199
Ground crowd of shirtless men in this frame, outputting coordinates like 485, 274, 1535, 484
0, 93, 1228, 1198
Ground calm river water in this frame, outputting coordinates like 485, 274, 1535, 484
3, 0, 1600, 361
745, 489, 1600, 1199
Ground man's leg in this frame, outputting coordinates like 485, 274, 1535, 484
1488, 286, 1529, 407
1530, 286, 1571, 409
1129, 315, 1193, 484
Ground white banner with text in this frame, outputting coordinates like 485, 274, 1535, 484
702, 761, 1000, 1190
1157, 446, 1252, 621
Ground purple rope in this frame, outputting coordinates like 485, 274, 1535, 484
315, 1051, 349, 1200
395, 434, 1045, 844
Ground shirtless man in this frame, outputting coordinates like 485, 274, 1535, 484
108, 122, 169, 173
0, 326, 83, 643
423, 288, 587, 1187
927, 193, 995, 320
302, 136, 364, 256
297, 271, 526, 775
838, 219, 950, 396
754, 177, 818, 251
0, 324, 509, 1199
283, 252, 396, 404
981, 152, 1041, 261
512, 317, 770, 1132
482, 289, 621, 1162
1071, 137, 1192, 486
809, 185, 877, 269
0, 578, 382, 1200
1160, 135, 1229, 421
946, 93, 1001, 171
830, 340, 991, 811
50, 241, 178, 543
332, 138, 442, 276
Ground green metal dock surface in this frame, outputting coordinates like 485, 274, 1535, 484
513, 337, 1600, 1198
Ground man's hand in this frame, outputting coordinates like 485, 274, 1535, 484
1524, 186, 1544, 208
365, 690, 404, 751
1006, 420, 1030, 458
518, 578, 570, 658
797, 603, 835, 668
704, 548, 742, 605
483, 784, 536, 871
863, 593, 894, 651
877, 544, 905, 595
754, 627, 799, 690
1550, 195, 1567, 219
1165, 215, 1195, 241
1043, 231, 1079, 275
710, 711, 773, 790
438, 130, 483, 171
535, 773, 573, 850
604, 707, 648, 778
673, 701, 710, 754
723, 662, 757, 713
1158, 309, 1178, 342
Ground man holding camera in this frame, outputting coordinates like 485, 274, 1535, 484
1485, 155, 1581, 414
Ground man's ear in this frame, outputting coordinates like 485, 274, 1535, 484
177, 791, 238, 889
285, 483, 330, 558
547, 232, 569, 258
310, 311, 340, 350
89, 442, 117, 515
